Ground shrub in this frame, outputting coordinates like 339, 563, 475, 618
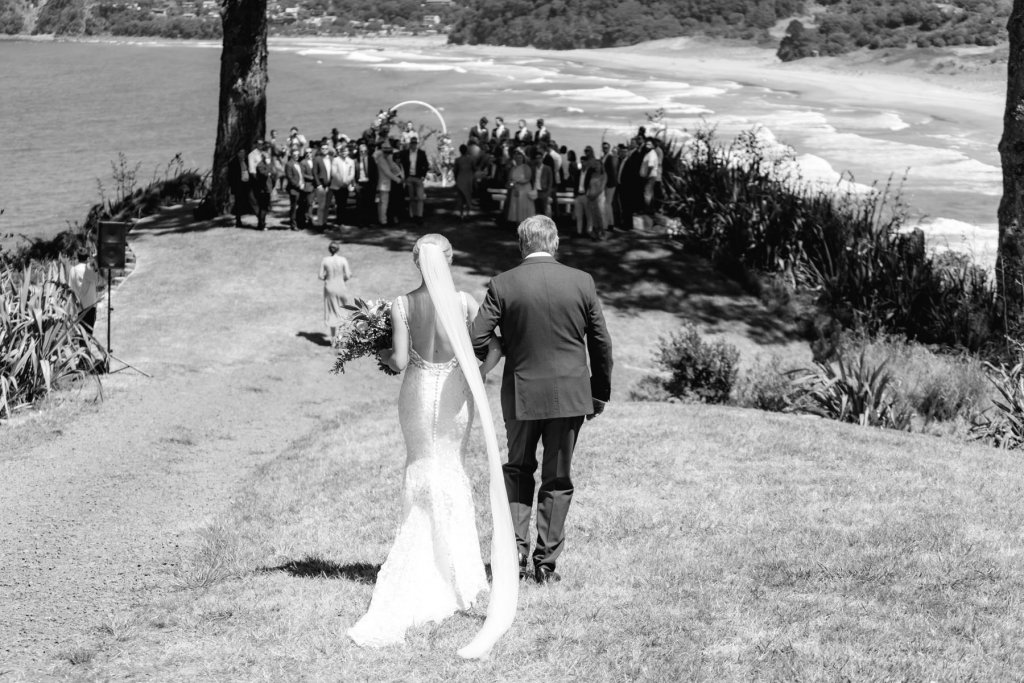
654, 323, 739, 404
628, 375, 674, 403
790, 349, 912, 430
732, 355, 803, 412
1, 260, 102, 418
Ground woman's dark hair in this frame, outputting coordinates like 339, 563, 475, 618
459, 144, 468, 155
328, 241, 342, 255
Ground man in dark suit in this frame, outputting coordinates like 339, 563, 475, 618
469, 116, 491, 147
601, 141, 620, 230
531, 152, 555, 217
471, 215, 613, 584
398, 138, 430, 223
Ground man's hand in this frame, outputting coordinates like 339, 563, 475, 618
586, 398, 607, 421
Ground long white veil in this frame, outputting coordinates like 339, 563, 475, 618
418, 243, 519, 659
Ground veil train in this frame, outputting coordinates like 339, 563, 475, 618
418, 243, 519, 659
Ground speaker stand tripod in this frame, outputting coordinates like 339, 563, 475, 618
103, 269, 151, 377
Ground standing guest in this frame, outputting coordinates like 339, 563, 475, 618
269, 130, 287, 191
640, 137, 662, 215
374, 143, 404, 227
492, 140, 513, 188
545, 141, 563, 185
319, 240, 353, 345
246, 139, 265, 181
601, 141, 620, 231
330, 143, 355, 228
470, 214, 613, 585
505, 148, 535, 228
399, 138, 430, 224
562, 148, 579, 193
469, 117, 491, 146
492, 116, 510, 145
229, 147, 254, 228
331, 127, 341, 148
313, 141, 334, 229
285, 147, 306, 230
288, 126, 307, 149
68, 248, 99, 335
514, 119, 533, 147
570, 148, 591, 237
453, 144, 476, 220
253, 150, 275, 231
300, 147, 317, 228
399, 122, 419, 149
584, 157, 607, 241
354, 141, 376, 227
535, 118, 551, 144
618, 138, 645, 230
531, 151, 555, 217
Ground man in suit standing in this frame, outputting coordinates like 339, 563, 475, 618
398, 138, 430, 223
471, 215, 613, 584
284, 147, 306, 230
330, 143, 355, 228
469, 117, 491, 147
354, 141, 376, 228
493, 116, 510, 145
530, 151, 555, 217
601, 141, 620, 230
312, 141, 335, 229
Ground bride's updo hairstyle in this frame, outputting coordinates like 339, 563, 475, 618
413, 233, 453, 268
517, 215, 559, 258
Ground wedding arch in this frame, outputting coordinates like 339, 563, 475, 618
390, 100, 448, 136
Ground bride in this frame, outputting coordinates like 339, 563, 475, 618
347, 234, 519, 658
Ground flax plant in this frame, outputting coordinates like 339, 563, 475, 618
0, 260, 101, 418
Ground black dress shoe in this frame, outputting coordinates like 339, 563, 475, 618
535, 566, 561, 584
518, 553, 530, 580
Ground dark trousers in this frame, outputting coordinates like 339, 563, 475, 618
503, 415, 585, 571
356, 182, 375, 226
288, 189, 302, 228
332, 186, 349, 227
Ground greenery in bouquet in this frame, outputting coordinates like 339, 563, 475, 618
331, 298, 399, 377
371, 108, 398, 144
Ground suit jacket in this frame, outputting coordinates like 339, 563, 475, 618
313, 156, 332, 188
532, 164, 554, 199
514, 129, 533, 145
471, 255, 613, 421
493, 125, 510, 143
284, 160, 304, 193
330, 156, 355, 189
300, 158, 316, 193
603, 153, 620, 189
398, 148, 429, 180
469, 125, 490, 145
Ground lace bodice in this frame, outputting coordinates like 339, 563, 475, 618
347, 293, 487, 647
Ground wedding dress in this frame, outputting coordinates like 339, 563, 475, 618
346, 294, 489, 647
347, 242, 518, 658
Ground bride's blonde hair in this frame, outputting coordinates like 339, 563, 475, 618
413, 233, 453, 267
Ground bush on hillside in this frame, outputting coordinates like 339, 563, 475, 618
642, 323, 740, 404
732, 355, 805, 413
659, 126, 1000, 353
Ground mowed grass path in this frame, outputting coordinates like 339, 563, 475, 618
12, 198, 1024, 680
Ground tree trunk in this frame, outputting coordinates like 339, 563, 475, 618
998, 0, 1024, 324
195, 0, 268, 220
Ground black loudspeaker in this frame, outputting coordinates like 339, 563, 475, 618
97, 221, 127, 269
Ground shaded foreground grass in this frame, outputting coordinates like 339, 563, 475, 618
57, 398, 1024, 680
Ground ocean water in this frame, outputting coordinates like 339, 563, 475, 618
0, 37, 1002, 259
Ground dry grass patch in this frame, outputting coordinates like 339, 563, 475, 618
55, 396, 1024, 680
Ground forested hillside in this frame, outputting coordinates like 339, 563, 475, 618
448, 0, 1012, 58
448, 0, 804, 48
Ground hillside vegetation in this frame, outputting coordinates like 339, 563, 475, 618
448, 0, 1011, 58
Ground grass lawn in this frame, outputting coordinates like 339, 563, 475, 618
55, 396, 1024, 681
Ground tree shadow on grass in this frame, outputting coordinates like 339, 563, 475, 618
336, 188, 803, 347
296, 331, 332, 347
259, 557, 381, 584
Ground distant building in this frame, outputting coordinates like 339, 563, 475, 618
423, 14, 440, 25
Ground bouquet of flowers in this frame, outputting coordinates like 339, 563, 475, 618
331, 298, 399, 376
371, 108, 398, 144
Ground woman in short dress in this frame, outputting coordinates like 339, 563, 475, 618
319, 240, 353, 344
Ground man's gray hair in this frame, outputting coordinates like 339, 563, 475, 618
517, 215, 559, 257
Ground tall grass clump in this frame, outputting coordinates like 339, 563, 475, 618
1, 260, 101, 419
659, 127, 999, 352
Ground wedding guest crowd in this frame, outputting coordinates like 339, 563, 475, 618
227, 120, 440, 231
225, 115, 666, 240
457, 116, 666, 241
